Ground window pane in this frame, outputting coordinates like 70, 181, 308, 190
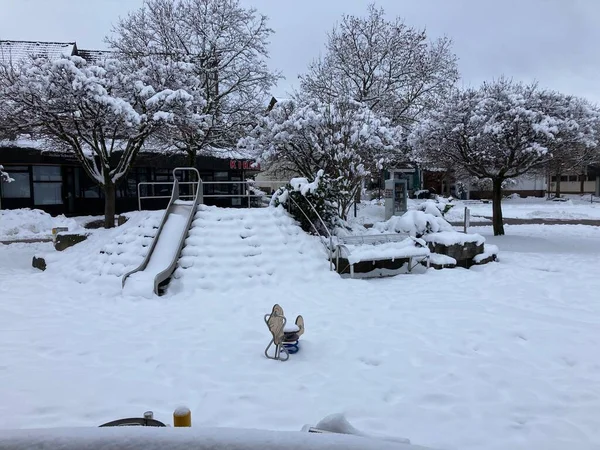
588, 174, 597, 182
569, 175, 578, 182
1, 172, 31, 198
33, 166, 62, 182
4, 165, 29, 172
84, 186, 101, 198
215, 172, 229, 181
33, 182, 63, 204
560, 176, 568, 182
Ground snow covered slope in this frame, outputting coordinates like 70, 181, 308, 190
168, 205, 332, 294
43, 211, 163, 283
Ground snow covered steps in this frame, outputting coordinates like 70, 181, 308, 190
168, 205, 332, 293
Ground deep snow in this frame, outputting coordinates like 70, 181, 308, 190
353, 196, 600, 225
1, 211, 600, 450
0, 208, 82, 241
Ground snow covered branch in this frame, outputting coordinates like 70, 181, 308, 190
0, 164, 13, 183
241, 98, 404, 220
107, 0, 281, 165
299, 4, 459, 129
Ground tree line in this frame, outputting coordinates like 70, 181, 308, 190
1, 1, 598, 235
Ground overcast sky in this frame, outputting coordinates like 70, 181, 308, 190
1, 0, 598, 101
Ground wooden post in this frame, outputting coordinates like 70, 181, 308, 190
173, 407, 191, 427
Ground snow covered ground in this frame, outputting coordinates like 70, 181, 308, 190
466, 196, 600, 221
1, 210, 600, 450
353, 196, 600, 225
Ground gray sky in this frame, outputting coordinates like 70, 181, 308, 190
1, 0, 599, 101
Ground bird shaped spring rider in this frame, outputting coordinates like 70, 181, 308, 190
264, 304, 304, 361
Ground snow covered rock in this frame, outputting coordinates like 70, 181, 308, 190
473, 244, 500, 265
428, 253, 457, 269
423, 232, 494, 268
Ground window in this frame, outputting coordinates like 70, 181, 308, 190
551, 176, 557, 182
213, 171, 230, 195
33, 166, 61, 182
569, 175, 578, 182
588, 174, 597, 182
1, 166, 31, 198
560, 176, 568, 182
32, 166, 63, 205
231, 175, 242, 206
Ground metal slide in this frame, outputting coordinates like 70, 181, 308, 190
122, 168, 202, 296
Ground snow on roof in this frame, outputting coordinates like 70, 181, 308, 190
0, 40, 76, 64
0, 137, 45, 150
78, 49, 112, 64
0, 137, 255, 161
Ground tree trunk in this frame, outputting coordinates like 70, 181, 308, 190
104, 182, 116, 229
187, 150, 197, 168
492, 178, 504, 236
555, 175, 561, 198
580, 172, 586, 195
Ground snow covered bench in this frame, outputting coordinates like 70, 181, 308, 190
333, 234, 430, 278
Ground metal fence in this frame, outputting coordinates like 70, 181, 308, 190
137, 179, 288, 211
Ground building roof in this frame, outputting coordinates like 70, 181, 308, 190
77, 49, 111, 64
0, 40, 76, 64
0, 40, 110, 65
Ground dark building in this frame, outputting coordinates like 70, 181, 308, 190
0, 141, 260, 216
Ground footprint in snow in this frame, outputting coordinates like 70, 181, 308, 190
359, 356, 382, 367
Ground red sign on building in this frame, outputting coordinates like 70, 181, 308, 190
229, 160, 261, 171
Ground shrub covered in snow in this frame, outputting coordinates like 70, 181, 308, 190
374, 210, 454, 238
0, 208, 79, 240
272, 170, 340, 235
417, 199, 454, 218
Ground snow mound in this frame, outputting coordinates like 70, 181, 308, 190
309, 413, 411, 445
0, 208, 80, 241
42, 211, 163, 283
0, 426, 428, 450
374, 210, 454, 237
473, 244, 500, 263
429, 253, 457, 266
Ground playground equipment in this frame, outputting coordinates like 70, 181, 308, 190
122, 168, 202, 296
264, 304, 305, 361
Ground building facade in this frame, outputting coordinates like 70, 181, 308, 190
0, 142, 260, 216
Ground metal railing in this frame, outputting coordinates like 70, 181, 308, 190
287, 195, 335, 271
137, 180, 278, 210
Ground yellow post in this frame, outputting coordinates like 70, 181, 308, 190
173, 406, 192, 427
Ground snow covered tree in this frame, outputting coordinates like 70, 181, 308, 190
240, 98, 403, 220
107, 0, 280, 165
409, 79, 593, 236
541, 94, 600, 197
299, 4, 458, 129
0, 56, 192, 228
